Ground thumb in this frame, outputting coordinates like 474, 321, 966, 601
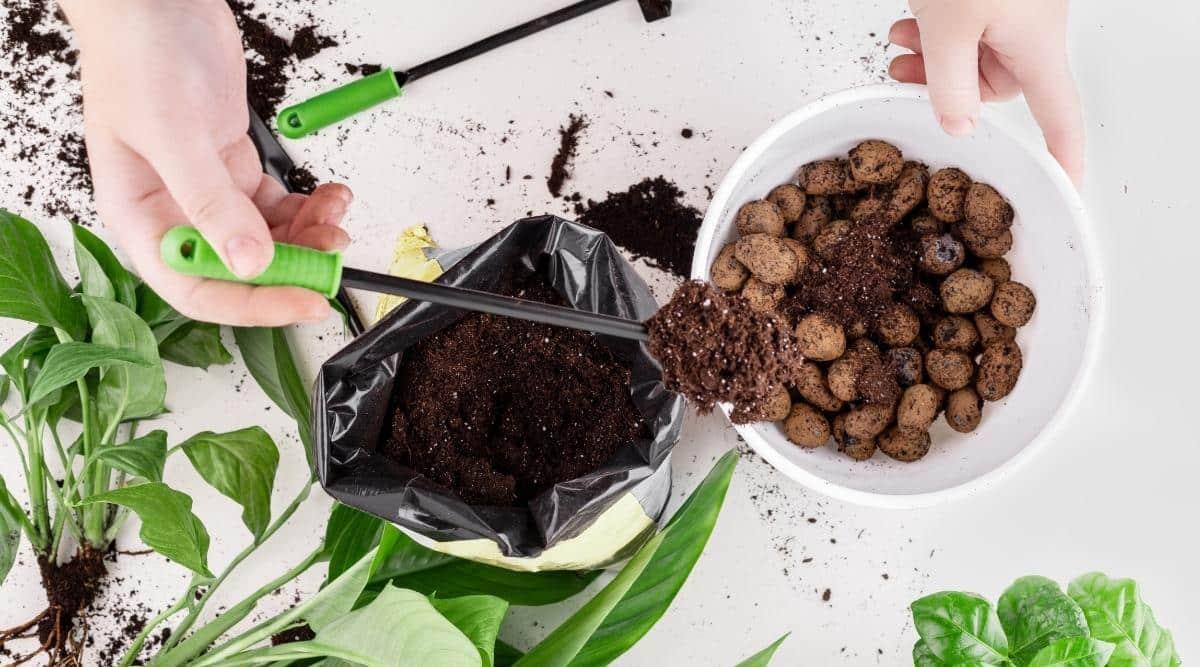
912, 6, 986, 136
150, 140, 274, 279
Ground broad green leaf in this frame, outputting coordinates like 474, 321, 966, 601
999, 575, 1091, 666
136, 284, 190, 343
1, 326, 58, 399
82, 295, 166, 422
733, 633, 789, 667
0, 475, 24, 586
495, 640, 524, 667
912, 591, 1009, 665
88, 430, 167, 482
1068, 573, 1180, 667
25, 341, 148, 407
324, 503, 384, 583
73, 225, 138, 308
0, 210, 87, 340
1028, 637, 1115, 667
431, 595, 510, 667
159, 322, 233, 369
913, 639, 945, 666
179, 427, 279, 542
304, 544, 378, 632
514, 532, 665, 667
80, 482, 212, 577
570, 450, 739, 666
233, 327, 312, 454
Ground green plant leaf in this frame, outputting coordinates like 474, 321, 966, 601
25, 341, 148, 407
733, 633, 789, 667
1068, 573, 1180, 667
88, 430, 167, 482
80, 482, 212, 577
73, 224, 138, 308
569, 450, 739, 666
232, 327, 312, 455
999, 575, 1091, 666
0, 374, 10, 405
1, 326, 59, 399
179, 427, 279, 542
160, 322, 233, 369
431, 595, 510, 667
1027, 637, 1115, 667
0, 475, 25, 587
0, 210, 87, 340
136, 284, 190, 341
514, 532, 665, 667
82, 295, 166, 422
912, 639, 945, 666
495, 640, 524, 667
912, 591, 1009, 665
324, 503, 384, 583
370, 529, 599, 606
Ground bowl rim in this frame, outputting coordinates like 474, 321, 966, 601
691, 82, 1107, 509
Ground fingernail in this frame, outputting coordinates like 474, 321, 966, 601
226, 235, 269, 278
940, 115, 976, 137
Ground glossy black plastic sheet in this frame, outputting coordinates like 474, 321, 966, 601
313, 217, 684, 558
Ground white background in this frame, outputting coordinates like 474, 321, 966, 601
1, 0, 1198, 664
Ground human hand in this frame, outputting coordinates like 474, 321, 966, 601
889, 0, 1084, 184
61, 0, 352, 326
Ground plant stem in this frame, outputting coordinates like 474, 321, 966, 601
120, 578, 200, 667
159, 477, 316, 653
75, 377, 107, 547
22, 415, 52, 553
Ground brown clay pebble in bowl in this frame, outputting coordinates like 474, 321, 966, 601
925, 349, 974, 390
876, 303, 920, 346
918, 233, 966, 275
850, 195, 887, 221
990, 281, 1037, 327
974, 312, 1016, 347
940, 269, 995, 313
797, 159, 863, 195
977, 340, 1023, 401
977, 257, 1011, 284
735, 234, 799, 285
961, 226, 1013, 259
932, 316, 979, 352
887, 347, 924, 387
827, 356, 862, 402
843, 402, 895, 440
767, 184, 807, 223
897, 384, 941, 429
926, 168, 972, 222
795, 313, 846, 361
910, 214, 944, 235
784, 402, 831, 448
741, 277, 784, 313
780, 238, 811, 278
735, 200, 786, 237
811, 219, 852, 260
795, 361, 845, 412
884, 162, 930, 222
848, 140, 904, 184
832, 413, 877, 461
964, 183, 1014, 238
711, 244, 750, 291
944, 387, 983, 433
793, 196, 833, 241
758, 384, 793, 422
878, 426, 932, 462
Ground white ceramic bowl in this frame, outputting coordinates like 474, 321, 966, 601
693, 83, 1104, 508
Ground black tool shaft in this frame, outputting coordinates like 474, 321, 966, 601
341, 267, 649, 342
400, 0, 622, 85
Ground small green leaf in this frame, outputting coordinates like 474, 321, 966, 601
324, 503, 384, 583
999, 575, 1091, 666
514, 532, 665, 667
1028, 637, 1115, 667
0, 475, 25, 587
179, 427, 279, 542
733, 633, 789, 667
82, 295, 166, 422
80, 482, 212, 577
160, 322, 233, 369
1, 326, 59, 399
569, 450, 739, 666
25, 341, 148, 407
431, 595, 510, 667
912, 591, 1009, 665
912, 639, 945, 666
72, 224, 139, 309
1068, 573, 1180, 667
233, 327, 312, 454
88, 430, 167, 482
0, 210, 87, 340
0, 374, 10, 405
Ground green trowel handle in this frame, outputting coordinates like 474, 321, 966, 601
275, 68, 403, 139
160, 226, 343, 298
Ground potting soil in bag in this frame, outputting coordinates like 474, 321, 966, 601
313, 217, 684, 571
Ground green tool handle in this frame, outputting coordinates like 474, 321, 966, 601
160, 226, 343, 298
275, 68, 403, 139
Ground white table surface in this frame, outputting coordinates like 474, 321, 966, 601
1, 1, 1197, 664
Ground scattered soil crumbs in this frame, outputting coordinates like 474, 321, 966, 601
577, 177, 703, 279
272, 623, 316, 646
383, 273, 647, 506
648, 281, 801, 422
344, 62, 383, 76
681, 128, 694, 139
547, 113, 588, 198
228, 0, 340, 117
286, 165, 319, 194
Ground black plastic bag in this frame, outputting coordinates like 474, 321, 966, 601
313, 217, 684, 565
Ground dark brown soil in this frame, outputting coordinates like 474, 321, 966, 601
36, 548, 106, 645
285, 166, 319, 194
228, 0, 340, 117
577, 177, 703, 279
271, 624, 315, 646
647, 281, 802, 423
382, 274, 647, 506
547, 114, 588, 198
